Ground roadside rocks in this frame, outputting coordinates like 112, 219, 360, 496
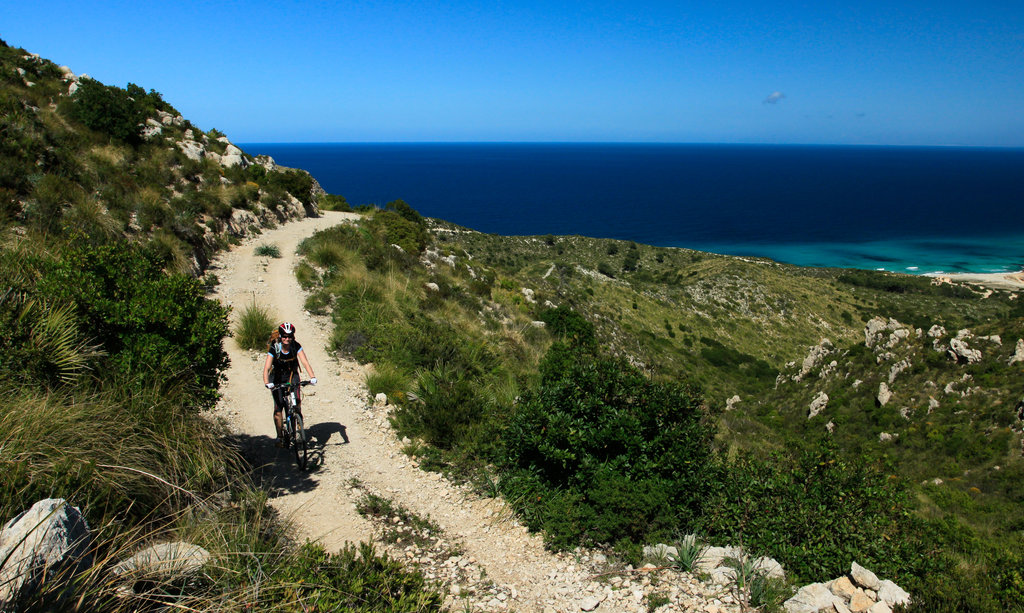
784, 562, 908, 613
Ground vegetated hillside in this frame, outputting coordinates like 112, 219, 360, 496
297, 210, 1024, 610
0, 39, 336, 271
0, 40, 440, 611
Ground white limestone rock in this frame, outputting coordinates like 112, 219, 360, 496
1009, 339, 1024, 365
784, 583, 843, 613
177, 139, 205, 161
850, 562, 881, 590
809, 392, 829, 419
111, 541, 210, 581
877, 382, 892, 407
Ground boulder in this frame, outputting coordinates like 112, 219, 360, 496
948, 338, 982, 364
849, 589, 874, 612
1009, 339, 1024, 365
877, 383, 892, 407
177, 139, 205, 161
752, 555, 785, 580
111, 541, 209, 581
220, 144, 247, 168
798, 339, 834, 380
808, 392, 829, 419
695, 545, 743, 572
876, 580, 910, 607
725, 395, 741, 411
784, 582, 842, 613
887, 359, 911, 383
0, 499, 92, 609
864, 318, 889, 349
850, 562, 880, 590
830, 576, 857, 599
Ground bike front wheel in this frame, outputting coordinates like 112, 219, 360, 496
291, 413, 308, 471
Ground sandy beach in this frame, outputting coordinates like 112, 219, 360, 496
929, 270, 1024, 291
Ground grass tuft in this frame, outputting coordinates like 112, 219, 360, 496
234, 301, 275, 351
254, 243, 281, 258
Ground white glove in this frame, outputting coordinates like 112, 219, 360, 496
265, 383, 274, 390
310, 377, 318, 385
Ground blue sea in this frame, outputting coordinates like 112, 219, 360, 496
240, 143, 1024, 274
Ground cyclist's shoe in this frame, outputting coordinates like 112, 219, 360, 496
275, 437, 287, 449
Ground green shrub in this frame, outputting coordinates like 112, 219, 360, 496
294, 260, 319, 289
66, 78, 144, 143
365, 362, 410, 403
234, 300, 275, 351
393, 362, 485, 450
262, 542, 443, 611
265, 168, 314, 206
254, 243, 281, 258
320, 193, 351, 211
32, 241, 229, 407
698, 442, 939, 585
384, 198, 424, 226
367, 210, 428, 256
501, 347, 712, 548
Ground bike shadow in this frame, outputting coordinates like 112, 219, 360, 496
307, 421, 349, 446
223, 432, 319, 496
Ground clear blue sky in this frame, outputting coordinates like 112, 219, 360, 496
4, 1, 1023, 145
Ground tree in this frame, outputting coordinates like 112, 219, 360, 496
67, 78, 144, 143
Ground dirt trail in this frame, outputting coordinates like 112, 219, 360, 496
210, 212, 609, 612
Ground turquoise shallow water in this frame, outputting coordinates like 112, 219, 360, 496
683, 234, 1024, 274
242, 143, 1024, 274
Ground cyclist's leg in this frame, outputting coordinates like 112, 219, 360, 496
272, 388, 286, 445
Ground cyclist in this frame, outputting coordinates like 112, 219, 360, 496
263, 322, 317, 448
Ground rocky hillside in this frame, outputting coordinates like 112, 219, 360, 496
1, 38, 331, 273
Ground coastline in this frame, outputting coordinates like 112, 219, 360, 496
928, 270, 1024, 291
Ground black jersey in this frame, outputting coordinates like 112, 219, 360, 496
268, 340, 303, 384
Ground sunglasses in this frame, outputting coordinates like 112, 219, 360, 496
281, 334, 294, 340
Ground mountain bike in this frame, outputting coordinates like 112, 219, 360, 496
277, 380, 311, 470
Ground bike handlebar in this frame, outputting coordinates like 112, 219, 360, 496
271, 380, 311, 390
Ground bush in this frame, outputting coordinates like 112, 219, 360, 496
33, 241, 229, 408
501, 347, 712, 548
320, 193, 351, 211
698, 442, 939, 585
66, 78, 144, 144
235, 300, 275, 351
393, 363, 484, 450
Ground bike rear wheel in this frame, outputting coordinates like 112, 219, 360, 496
291, 412, 308, 471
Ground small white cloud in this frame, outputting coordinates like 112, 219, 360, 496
763, 91, 785, 104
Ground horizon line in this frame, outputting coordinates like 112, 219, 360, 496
236, 140, 1024, 150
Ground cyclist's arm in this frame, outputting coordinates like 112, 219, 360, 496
297, 348, 316, 380
262, 353, 274, 385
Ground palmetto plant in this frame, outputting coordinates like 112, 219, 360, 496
2, 288, 104, 384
